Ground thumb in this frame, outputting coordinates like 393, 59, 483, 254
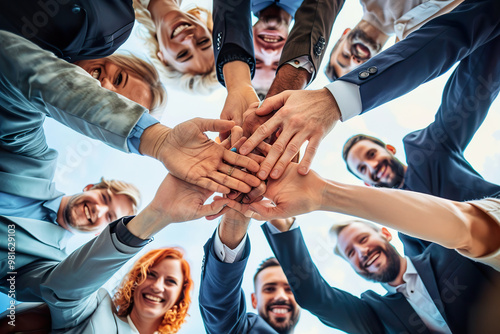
256, 91, 292, 116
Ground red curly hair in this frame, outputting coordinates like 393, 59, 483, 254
114, 248, 193, 334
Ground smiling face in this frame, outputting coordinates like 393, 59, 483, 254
337, 223, 402, 283
75, 59, 153, 109
252, 266, 300, 333
328, 22, 386, 78
346, 140, 406, 188
252, 6, 292, 92
61, 187, 134, 232
156, 10, 214, 74
130, 258, 184, 324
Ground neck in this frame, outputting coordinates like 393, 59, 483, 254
148, 0, 181, 26
56, 196, 72, 232
129, 310, 162, 334
387, 256, 407, 287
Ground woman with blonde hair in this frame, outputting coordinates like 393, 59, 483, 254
133, 0, 218, 94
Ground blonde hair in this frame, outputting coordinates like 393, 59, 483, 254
114, 248, 193, 333
90, 177, 141, 214
132, 0, 218, 94
105, 53, 167, 119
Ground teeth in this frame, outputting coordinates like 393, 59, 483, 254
84, 206, 91, 221
366, 252, 380, 267
173, 24, 190, 37
91, 69, 100, 79
261, 35, 281, 43
270, 307, 289, 314
144, 294, 163, 302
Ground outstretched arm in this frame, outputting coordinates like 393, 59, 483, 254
229, 163, 500, 260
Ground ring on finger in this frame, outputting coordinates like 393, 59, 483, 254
227, 166, 235, 176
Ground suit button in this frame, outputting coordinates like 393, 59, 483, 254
72, 4, 81, 13
367, 66, 378, 74
358, 71, 370, 79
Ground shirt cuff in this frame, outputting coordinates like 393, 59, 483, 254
113, 216, 153, 248
286, 56, 315, 85
265, 218, 298, 234
213, 224, 247, 263
127, 113, 159, 154
325, 80, 362, 121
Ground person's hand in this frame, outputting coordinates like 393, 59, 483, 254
241, 102, 273, 139
219, 60, 259, 140
219, 85, 259, 140
223, 163, 325, 220
139, 119, 261, 195
127, 173, 236, 239
239, 88, 341, 180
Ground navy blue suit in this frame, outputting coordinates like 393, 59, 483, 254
0, 0, 135, 62
336, 0, 500, 113
199, 231, 278, 334
263, 224, 500, 334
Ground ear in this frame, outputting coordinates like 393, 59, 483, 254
251, 293, 258, 309
386, 144, 396, 155
380, 227, 392, 242
157, 51, 166, 64
83, 184, 94, 192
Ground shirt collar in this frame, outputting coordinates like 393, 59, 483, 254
43, 195, 64, 224
382, 257, 418, 296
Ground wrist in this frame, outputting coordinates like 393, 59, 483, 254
218, 213, 250, 249
138, 123, 172, 161
126, 204, 172, 240
268, 64, 310, 97
224, 61, 253, 91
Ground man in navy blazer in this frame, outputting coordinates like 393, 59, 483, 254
263, 219, 500, 334
238, 0, 500, 183
199, 210, 300, 334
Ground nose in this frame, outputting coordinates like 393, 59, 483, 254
94, 203, 109, 220
273, 287, 290, 302
101, 78, 116, 91
351, 55, 363, 65
152, 277, 164, 292
356, 245, 369, 261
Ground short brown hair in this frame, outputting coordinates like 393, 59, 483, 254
89, 177, 141, 214
342, 134, 387, 177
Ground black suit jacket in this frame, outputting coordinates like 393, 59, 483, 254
263, 224, 500, 334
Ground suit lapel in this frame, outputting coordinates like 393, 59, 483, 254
379, 292, 431, 334
411, 253, 448, 324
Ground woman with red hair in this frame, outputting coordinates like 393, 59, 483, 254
114, 248, 193, 333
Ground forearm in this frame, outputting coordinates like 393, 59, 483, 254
223, 60, 253, 92
321, 181, 476, 251
267, 64, 310, 97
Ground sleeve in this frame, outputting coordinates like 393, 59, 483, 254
199, 231, 253, 334
262, 224, 386, 334
333, 0, 500, 114
279, 0, 346, 82
0, 30, 148, 152
212, 0, 255, 86
38, 218, 145, 329
408, 33, 500, 154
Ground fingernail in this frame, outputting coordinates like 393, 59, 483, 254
230, 147, 237, 153
258, 171, 267, 179
271, 169, 279, 178
299, 166, 308, 174
242, 196, 250, 204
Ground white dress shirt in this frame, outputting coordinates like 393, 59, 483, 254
383, 258, 452, 334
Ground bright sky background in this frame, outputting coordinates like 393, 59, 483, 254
4, 1, 500, 333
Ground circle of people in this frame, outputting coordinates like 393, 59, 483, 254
0, 0, 499, 333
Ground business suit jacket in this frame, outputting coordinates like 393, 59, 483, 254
212, 0, 345, 85
332, 0, 500, 113
0, 31, 146, 201
199, 231, 278, 333
263, 224, 500, 334
0, 0, 135, 62
1, 217, 141, 331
